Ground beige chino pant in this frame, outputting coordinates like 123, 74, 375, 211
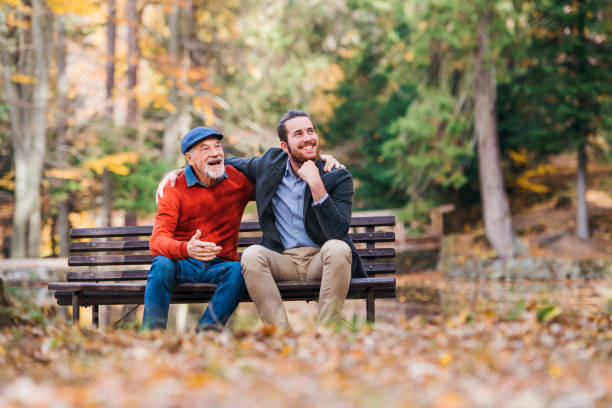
240, 240, 352, 330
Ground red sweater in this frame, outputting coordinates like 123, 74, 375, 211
150, 165, 255, 261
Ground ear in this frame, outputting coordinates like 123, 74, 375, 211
185, 152, 193, 166
280, 141, 288, 154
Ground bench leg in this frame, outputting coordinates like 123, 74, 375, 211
71, 292, 80, 325
92, 305, 99, 328
366, 288, 375, 323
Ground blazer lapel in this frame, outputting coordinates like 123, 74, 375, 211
260, 164, 285, 212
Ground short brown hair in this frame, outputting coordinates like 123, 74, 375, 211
277, 110, 315, 143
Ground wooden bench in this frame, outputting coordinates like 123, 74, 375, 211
48, 216, 397, 327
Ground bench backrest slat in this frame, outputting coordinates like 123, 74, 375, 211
69, 231, 396, 253
69, 217, 396, 239
68, 247, 396, 267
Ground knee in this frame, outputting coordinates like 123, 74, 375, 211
148, 256, 177, 284
226, 262, 244, 284
240, 245, 268, 271
321, 240, 351, 261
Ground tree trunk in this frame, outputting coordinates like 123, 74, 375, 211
126, 0, 139, 126
163, 2, 192, 163
574, 2, 590, 241
576, 142, 589, 240
106, 0, 117, 120
55, 15, 70, 257
474, 8, 515, 259
1, 0, 50, 258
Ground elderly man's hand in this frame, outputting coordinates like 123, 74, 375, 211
156, 168, 184, 205
320, 154, 345, 172
186, 230, 221, 261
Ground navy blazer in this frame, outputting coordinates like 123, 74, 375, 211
226, 148, 366, 278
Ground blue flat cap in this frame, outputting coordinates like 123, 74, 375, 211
181, 127, 224, 154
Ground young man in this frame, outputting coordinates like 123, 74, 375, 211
157, 111, 360, 330
226, 110, 365, 330
143, 127, 254, 330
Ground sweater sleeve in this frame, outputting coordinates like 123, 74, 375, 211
150, 185, 190, 259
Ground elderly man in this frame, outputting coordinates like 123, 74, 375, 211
226, 110, 366, 330
142, 127, 254, 330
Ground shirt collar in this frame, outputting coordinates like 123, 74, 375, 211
284, 158, 301, 181
184, 164, 228, 188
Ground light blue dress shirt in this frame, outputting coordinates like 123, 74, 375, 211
271, 159, 328, 250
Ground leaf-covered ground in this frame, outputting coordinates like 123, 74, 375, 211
1, 283, 611, 408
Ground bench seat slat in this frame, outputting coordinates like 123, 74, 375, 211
50, 277, 396, 292
69, 232, 396, 252
55, 288, 397, 306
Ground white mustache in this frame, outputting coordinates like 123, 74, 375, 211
206, 156, 223, 164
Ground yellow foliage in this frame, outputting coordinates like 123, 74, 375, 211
0, 170, 15, 191
508, 148, 529, 165
187, 373, 210, 388
3, 0, 22, 7
7, 13, 30, 28
11, 72, 37, 84
548, 364, 563, 378
41, 219, 53, 258
47, 0, 101, 15
193, 97, 215, 126
152, 94, 176, 114
438, 352, 453, 366
516, 178, 550, 193
45, 167, 85, 180
516, 164, 555, 193
83, 152, 139, 176
68, 211, 96, 229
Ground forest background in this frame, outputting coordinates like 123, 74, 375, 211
0, 0, 611, 260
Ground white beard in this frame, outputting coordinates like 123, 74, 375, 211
205, 164, 225, 180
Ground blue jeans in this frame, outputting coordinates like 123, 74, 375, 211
142, 256, 245, 330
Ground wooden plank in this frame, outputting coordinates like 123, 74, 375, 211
66, 261, 396, 282
350, 216, 395, 227
363, 263, 396, 274
68, 254, 154, 266
68, 247, 394, 266
50, 277, 396, 292
71, 226, 153, 238
55, 287, 396, 306
356, 248, 395, 258
70, 240, 150, 252
70, 232, 397, 252
70, 216, 396, 238
350, 231, 395, 243
67, 269, 149, 282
